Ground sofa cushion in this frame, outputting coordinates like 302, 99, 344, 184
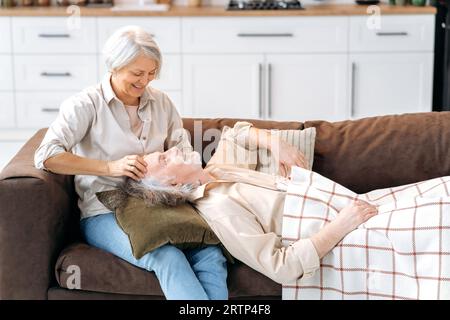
256, 127, 316, 174
95, 190, 222, 260
305, 112, 450, 193
55, 242, 281, 299
182, 118, 304, 167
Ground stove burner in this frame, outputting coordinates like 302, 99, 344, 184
227, 0, 304, 11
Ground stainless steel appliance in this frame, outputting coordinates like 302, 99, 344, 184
226, 0, 303, 10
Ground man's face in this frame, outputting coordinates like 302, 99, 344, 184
143, 147, 202, 185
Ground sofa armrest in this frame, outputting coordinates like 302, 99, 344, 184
0, 129, 79, 299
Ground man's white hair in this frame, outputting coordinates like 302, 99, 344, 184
103, 25, 162, 77
124, 178, 195, 207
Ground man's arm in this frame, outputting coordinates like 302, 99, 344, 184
310, 200, 378, 258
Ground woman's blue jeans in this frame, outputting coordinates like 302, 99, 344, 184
80, 212, 228, 300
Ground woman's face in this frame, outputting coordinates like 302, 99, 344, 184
111, 53, 157, 102
144, 148, 203, 186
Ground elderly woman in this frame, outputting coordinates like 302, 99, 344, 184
34, 26, 228, 300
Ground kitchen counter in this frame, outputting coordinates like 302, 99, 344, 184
0, 4, 437, 17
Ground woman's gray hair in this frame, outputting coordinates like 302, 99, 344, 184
103, 25, 162, 77
122, 177, 195, 207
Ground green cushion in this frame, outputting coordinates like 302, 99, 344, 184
96, 190, 222, 259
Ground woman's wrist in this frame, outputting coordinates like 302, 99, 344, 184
104, 160, 113, 176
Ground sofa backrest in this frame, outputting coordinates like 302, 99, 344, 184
2, 112, 449, 196
183, 113, 450, 193
306, 112, 450, 193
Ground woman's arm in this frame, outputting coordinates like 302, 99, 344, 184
310, 200, 378, 258
35, 94, 147, 180
43, 152, 147, 180
43, 152, 108, 176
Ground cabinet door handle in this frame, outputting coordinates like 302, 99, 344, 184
38, 33, 71, 38
237, 33, 294, 38
41, 108, 60, 113
267, 63, 272, 119
375, 32, 408, 36
40, 72, 72, 77
351, 62, 356, 118
258, 63, 263, 119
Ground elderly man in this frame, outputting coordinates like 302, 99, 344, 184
137, 122, 378, 284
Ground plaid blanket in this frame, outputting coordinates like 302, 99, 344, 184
282, 167, 450, 300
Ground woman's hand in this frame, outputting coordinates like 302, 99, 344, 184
334, 200, 378, 235
107, 154, 148, 181
271, 138, 308, 177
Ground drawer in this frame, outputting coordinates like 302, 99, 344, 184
0, 55, 13, 91
98, 54, 181, 91
16, 92, 76, 129
12, 17, 97, 54
349, 15, 435, 52
182, 17, 348, 53
98, 18, 181, 54
0, 18, 11, 53
0, 92, 15, 129
14, 55, 98, 91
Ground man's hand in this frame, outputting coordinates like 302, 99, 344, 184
107, 154, 148, 181
272, 138, 309, 177
310, 200, 378, 258
334, 200, 378, 235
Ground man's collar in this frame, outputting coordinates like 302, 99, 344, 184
191, 184, 207, 201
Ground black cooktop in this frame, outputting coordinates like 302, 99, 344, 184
227, 0, 304, 11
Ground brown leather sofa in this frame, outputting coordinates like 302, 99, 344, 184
1, 112, 449, 300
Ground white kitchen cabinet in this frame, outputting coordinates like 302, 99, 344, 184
97, 17, 181, 54
12, 17, 97, 54
0, 18, 11, 53
182, 16, 350, 120
0, 93, 15, 129
0, 13, 437, 135
0, 55, 13, 91
15, 55, 98, 91
0, 141, 26, 172
266, 54, 348, 122
164, 91, 182, 115
182, 54, 264, 118
349, 15, 435, 53
182, 17, 348, 54
15, 91, 76, 129
349, 53, 434, 119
